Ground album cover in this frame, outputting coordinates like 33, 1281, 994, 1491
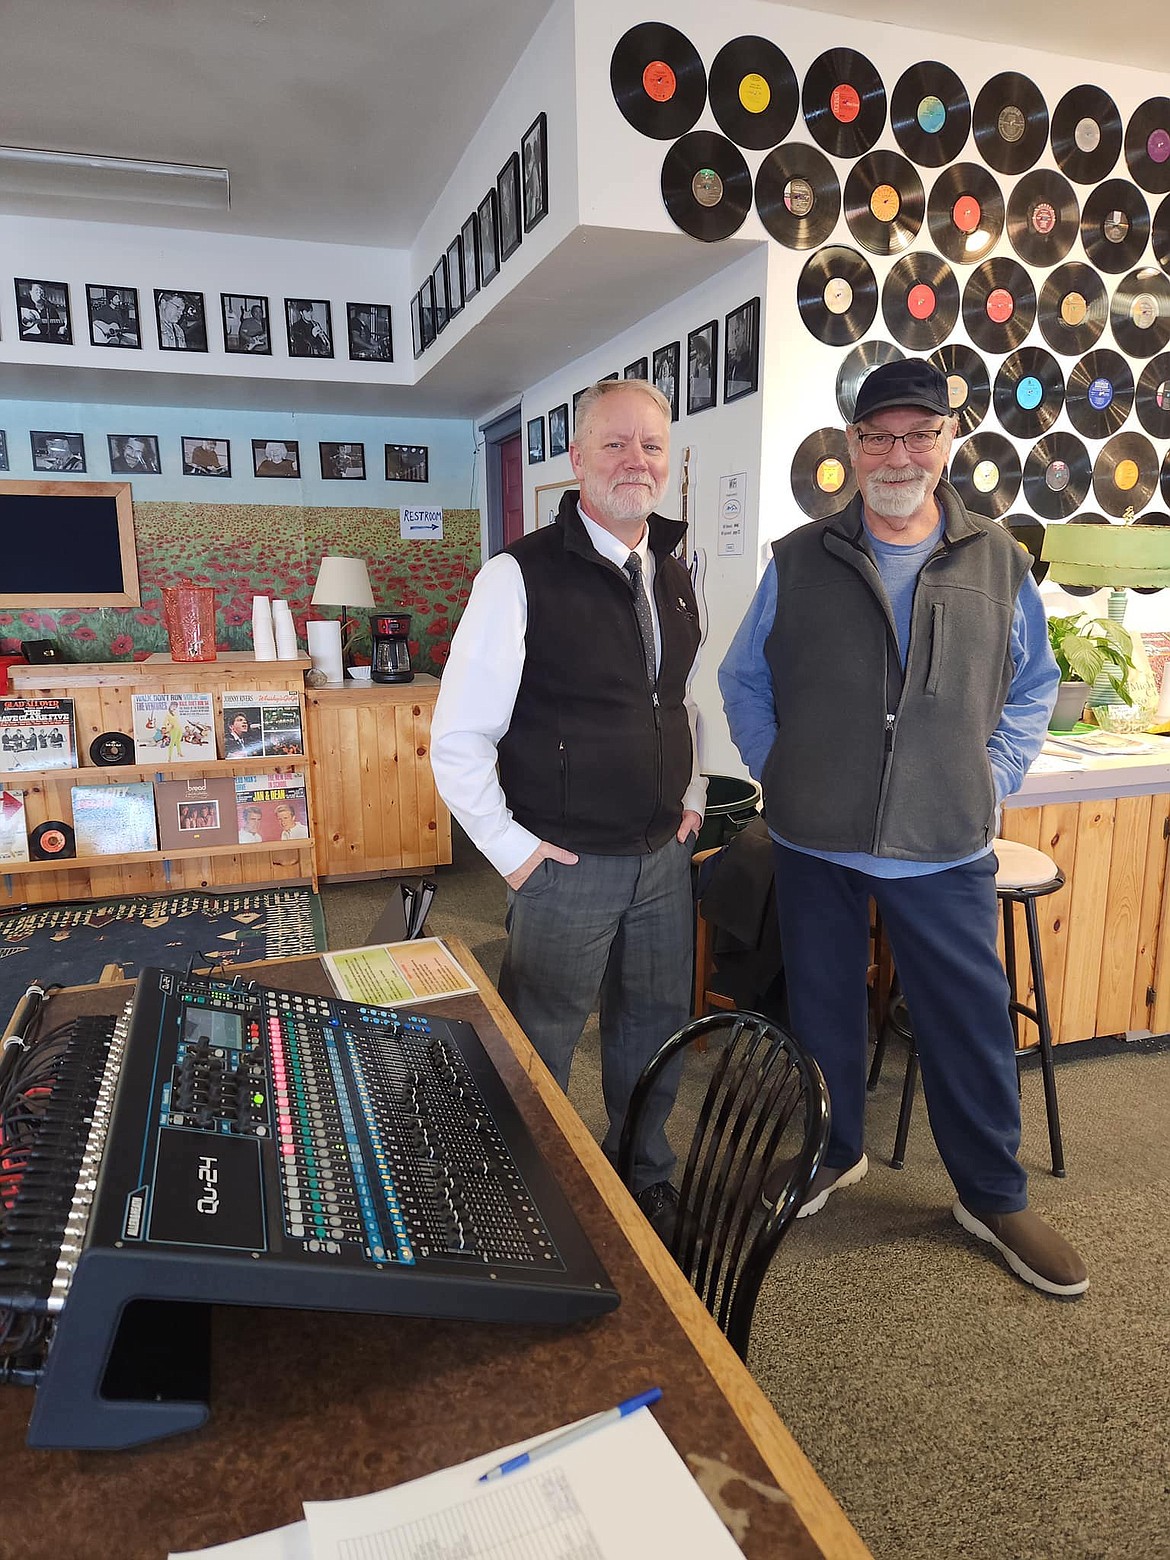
71, 782, 158, 855
234, 773, 310, 843
0, 698, 76, 772
0, 789, 29, 864
221, 692, 304, 759
131, 693, 216, 763
154, 775, 241, 851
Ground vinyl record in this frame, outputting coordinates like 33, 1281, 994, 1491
843, 150, 925, 255
949, 431, 1022, 518
1130, 510, 1170, 593
881, 251, 959, 350
1163, 451, 1170, 508
928, 343, 991, 434
926, 163, 1004, 264
1006, 168, 1079, 266
1153, 194, 1170, 272
1050, 85, 1123, 184
801, 48, 886, 160
1125, 97, 1170, 195
1080, 180, 1150, 273
1092, 432, 1159, 515
1066, 349, 1135, 438
835, 340, 905, 421
962, 256, 1036, 353
755, 142, 841, 250
30, 820, 76, 861
610, 22, 707, 140
796, 246, 878, 345
89, 730, 134, 766
1136, 354, 1170, 439
1110, 266, 1170, 357
1022, 433, 1091, 520
1002, 515, 1049, 583
993, 347, 1065, 438
972, 72, 1049, 175
890, 60, 971, 167
1038, 263, 1108, 356
790, 428, 858, 519
709, 35, 798, 150
660, 132, 752, 241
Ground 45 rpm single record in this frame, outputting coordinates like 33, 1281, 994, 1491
835, 340, 905, 421
843, 150, 924, 255
89, 730, 134, 766
928, 343, 991, 434
949, 431, 1021, 518
709, 35, 798, 150
791, 428, 858, 519
796, 245, 878, 345
881, 250, 958, 350
1080, 179, 1150, 273
30, 820, 76, 861
1066, 349, 1135, 438
1022, 433, 1091, 520
1136, 354, 1170, 439
962, 256, 1036, 353
661, 132, 752, 241
972, 72, 1048, 175
755, 141, 840, 249
1093, 432, 1159, 515
1051, 85, 1123, 184
1002, 515, 1049, 583
993, 347, 1065, 438
1153, 194, 1170, 272
1038, 263, 1108, 356
610, 22, 707, 140
1111, 266, 1170, 357
1125, 97, 1170, 194
1006, 169, 1079, 266
802, 48, 886, 160
890, 60, 971, 167
926, 163, 1004, 264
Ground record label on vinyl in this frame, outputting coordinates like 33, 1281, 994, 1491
645, 62, 677, 102
946, 375, 969, 408
994, 347, 1064, 437
987, 289, 1014, 323
693, 169, 724, 207
844, 151, 924, 254
786, 179, 814, 216
953, 196, 981, 232
1115, 459, 1140, 491
1089, 377, 1115, 410
999, 107, 1026, 143
1104, 210, 1130, 242
832, 85, 861, 123
817, 458, 847, 492
1075, 119, 1101, 154
1061, 293, 1088, 327
740, 74, 770, 113
973, 461, 1001, 494
1046, 462, 1072, 492
825, 279, 854, 314
871, 184, 900, 222
950, 431, 1022, 515
1016, 377, 1043, 410
907, 285, 935, 320
883, 251, 958, 350
919, 96, 946, 134
1007, 169, 1079, 265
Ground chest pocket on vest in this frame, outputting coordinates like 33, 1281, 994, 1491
924, 602, 945, 697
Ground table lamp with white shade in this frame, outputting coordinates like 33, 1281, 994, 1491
309, 555, 376, 682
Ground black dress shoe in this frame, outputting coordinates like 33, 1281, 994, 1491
636, 1180, 679, 1244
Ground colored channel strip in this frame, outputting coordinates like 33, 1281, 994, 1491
344, 1012, 416, 1264
323, 1025, 413, 1264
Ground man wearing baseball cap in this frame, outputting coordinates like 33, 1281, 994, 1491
719, 357, 1087, 1297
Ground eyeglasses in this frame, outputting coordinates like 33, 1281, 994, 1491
854, 427, 946, 455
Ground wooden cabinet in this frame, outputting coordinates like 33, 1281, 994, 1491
305, 676, 451, 880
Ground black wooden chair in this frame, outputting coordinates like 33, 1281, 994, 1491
617, 1010, 830, 1360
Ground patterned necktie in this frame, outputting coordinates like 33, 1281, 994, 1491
623, 553, 657, 687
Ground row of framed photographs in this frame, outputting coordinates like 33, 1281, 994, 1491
411, 112, 548, 358
11, 279, 393, 362
0, 430, 428, 483
526, 297, 761, 463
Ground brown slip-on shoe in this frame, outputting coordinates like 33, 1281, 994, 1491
761, 1153, 868, 1217
953, 1201, 1089, 1297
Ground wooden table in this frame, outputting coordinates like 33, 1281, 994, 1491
0, 942, 869, 1560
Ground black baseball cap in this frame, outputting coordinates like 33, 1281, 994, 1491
852, 358, 951, 422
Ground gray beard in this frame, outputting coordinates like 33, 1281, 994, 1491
863, 469, 931, 519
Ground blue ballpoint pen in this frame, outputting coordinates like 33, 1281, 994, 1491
476, 1387, 663, 1483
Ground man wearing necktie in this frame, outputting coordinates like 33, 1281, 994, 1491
432, 380, 705, 1238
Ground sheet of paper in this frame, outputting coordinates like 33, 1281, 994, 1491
169, 1518, 311, 1560
321, 937, 477, 1007
1044, 731, 1159, 756
1031, 752, 1085, 772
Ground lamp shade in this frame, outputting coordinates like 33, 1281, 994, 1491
1039, 521, 1170, 590
311, 555, 375, 609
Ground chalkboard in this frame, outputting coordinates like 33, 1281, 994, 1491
0, 481, 140, 607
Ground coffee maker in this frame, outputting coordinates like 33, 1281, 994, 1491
369, 612, 414, 684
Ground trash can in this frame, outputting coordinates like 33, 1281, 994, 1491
695, 773, 762, 853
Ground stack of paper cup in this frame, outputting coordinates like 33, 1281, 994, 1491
251, 596, 277, 660
272, 599, 299, 660
307, 619, 344, 683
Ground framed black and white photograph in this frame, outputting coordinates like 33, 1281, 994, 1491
478, 188, 500, 286
0, 433, 8, 472
497, 151, 522, 262
320, 442, 366, 480
15, 278, 71, 344
31, 431, 85, 472
87, 285, 140, 349
572, 388, 588, 428
155, 290, 207, 351
548, 402, 569, 458
522, 112, 548, 233
624, 357, 649, 381
222, 294, 271, 354
284, 297, 333, 358
385, 444, 428, 483
446, 237, 464, 318
432, 256, 449, 335
182, 437, 231, 477
108, 434, 161, 475
461, 213, 480, 301
410, 291, 424, 359
419, 275, 436, 348
724, 296, 760, 404
687, 319, 719, 415
347, 302, 392, 361
252, 439, 300, 478
653, 342, 681, 422
527, 415, 545, 464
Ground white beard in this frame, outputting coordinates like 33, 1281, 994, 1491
863, 466, 931, 519
581, 472, 662, 525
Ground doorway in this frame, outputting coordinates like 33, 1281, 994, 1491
480, 407, 524, 556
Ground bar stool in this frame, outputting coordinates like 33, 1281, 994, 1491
868, 839, 1067, 1177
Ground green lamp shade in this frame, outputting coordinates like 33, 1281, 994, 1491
1039, 522, 1170, 590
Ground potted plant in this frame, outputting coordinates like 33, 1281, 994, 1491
1046, 612, 1135, 729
